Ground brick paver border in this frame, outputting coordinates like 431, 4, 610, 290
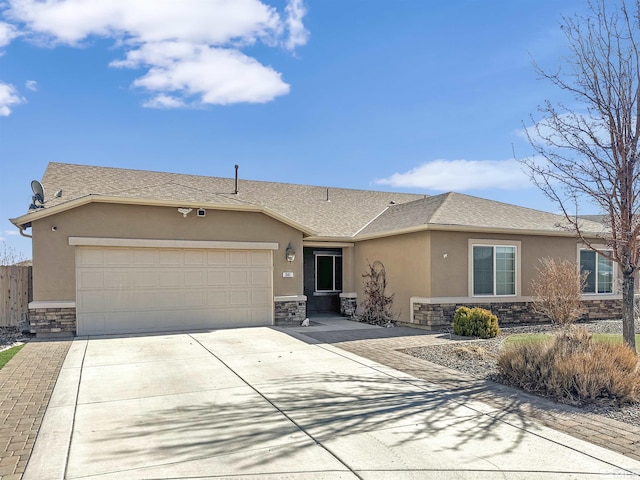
331, 336, 640, 462
0, 340, 71, 480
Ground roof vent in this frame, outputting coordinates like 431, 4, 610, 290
389, 200, 396, 205
234, 164, 239, 195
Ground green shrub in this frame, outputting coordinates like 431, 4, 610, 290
497, 326, 640, 406
452, 306, 500, 339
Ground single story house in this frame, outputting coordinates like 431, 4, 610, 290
10, 162, 620, 337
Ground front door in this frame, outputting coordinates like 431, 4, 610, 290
303, 247, 343, 315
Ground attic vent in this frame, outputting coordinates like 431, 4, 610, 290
389, 201, 396, 205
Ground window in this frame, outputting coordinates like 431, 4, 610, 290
315, 253, 342, 292
472, 245, 516, 296
580, 249, 614, 294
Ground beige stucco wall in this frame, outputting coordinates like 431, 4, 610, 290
31, 203, 304, 301
353, 231, 430, 322
341, 246, 356, 292
429, 230, 581, 298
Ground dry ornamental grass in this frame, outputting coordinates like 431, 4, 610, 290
498, 326, 640, 406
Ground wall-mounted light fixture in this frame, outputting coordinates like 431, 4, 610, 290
285, 242, 296, 262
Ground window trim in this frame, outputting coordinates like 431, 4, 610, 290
468, 239, 521, 298
314, 252, 343, 293
578, 246, 615, 295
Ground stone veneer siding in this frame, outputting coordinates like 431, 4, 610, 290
29, 307, 76, 337
274, 299, 307, 326
412, 299, 622, 330
340, 296, 357, 317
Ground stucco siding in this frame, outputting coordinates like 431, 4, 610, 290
429, 230, 584, 298
31, 203, 304, 301
354, 231, 430, 323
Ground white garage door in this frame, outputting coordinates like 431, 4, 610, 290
76, 246, 273, 335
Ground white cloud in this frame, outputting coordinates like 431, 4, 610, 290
0, 21, 18, 48
25, 79, 37, 91
376, 159, 532, 191
3, 0, 307, 107
284, 0, 309, 51
113, 41, 289, 106
142, 93, 184, 109
0, 82, 24, 116
4, 230, 19, 236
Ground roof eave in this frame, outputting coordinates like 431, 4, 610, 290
10, 195, 317, 236
351, 223, 606, 241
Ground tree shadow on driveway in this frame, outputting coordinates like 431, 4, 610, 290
81, 370, 540, 476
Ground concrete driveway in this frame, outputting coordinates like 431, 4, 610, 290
25, 326, 640, 479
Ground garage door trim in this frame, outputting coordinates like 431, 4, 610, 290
69, 237, 279, 251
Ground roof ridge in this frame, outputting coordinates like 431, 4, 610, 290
45, 162, 425, 198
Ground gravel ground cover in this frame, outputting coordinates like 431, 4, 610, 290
403, 319, 640, 427
0, 326, 32, 352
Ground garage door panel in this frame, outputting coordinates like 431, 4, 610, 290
134, 291, 159, 309
77, 291, 105, 313
159, 250, 182, 265
79, 313, 106, 335
230, 251, 248, 266
155, 291, 184, 309
229, 271, 249, 285
184, 250, 205, 265
104, 249, 132, 266
78, 249, 104, 266
251, 289, 271, 305
185, 291, 206, 307
207, 251, 227, 265
133, 249, 157, 265
184, 271, 205, 287
251, 251, 270, 266
133, 271, 159, 288
251, 270, 270, 286
208, 270, 228, 286
77, 246, 273, 335
229, 291, 249, 306
103, 270, 131, 288
102, 291, 137, 311
78, 270, 104, 289
159, 270, 183, 288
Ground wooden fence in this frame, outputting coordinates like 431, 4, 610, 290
0, 266, 32, 327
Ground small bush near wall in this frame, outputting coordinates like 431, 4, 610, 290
497, 326, 640, 406
452, 307, 500, 339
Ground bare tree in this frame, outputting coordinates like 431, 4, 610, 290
531, 257, 589, 326
356, 261, 398, 326
523, 0, 640, 348
0, 241, 26, 266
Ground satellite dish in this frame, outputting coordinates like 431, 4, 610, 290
29, 180, 45, 210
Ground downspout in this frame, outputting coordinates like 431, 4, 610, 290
18, 225, 32, 238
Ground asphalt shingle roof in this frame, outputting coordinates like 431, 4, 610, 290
36, 163, 424, 237
18, 163, 602, 238
357, 192, 605, 236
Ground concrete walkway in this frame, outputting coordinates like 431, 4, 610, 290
284, 317, 640, 462
0, 340, 71, 480
19, 321, 640, 479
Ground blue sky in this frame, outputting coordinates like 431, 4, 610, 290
0, 0, 592, 260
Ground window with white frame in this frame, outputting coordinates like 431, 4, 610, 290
315, 253, 343, 292
579, 249, 614, 294
472, 244, 516, 296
